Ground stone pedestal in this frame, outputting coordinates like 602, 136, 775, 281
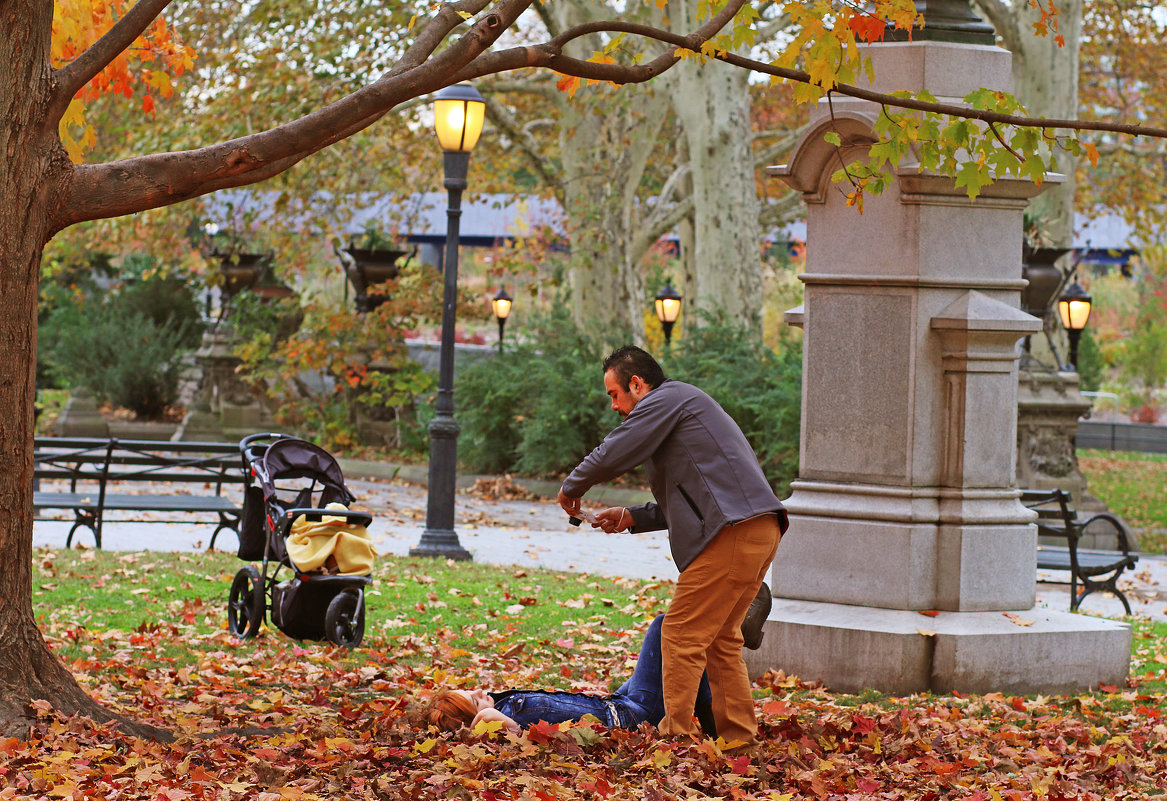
747, 39, 1130, 694
53, 387, 109, 437
174, 324, 269, 442
1017, 369, 1094, 499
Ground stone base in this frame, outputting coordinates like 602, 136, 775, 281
172, 409, 227, 443
744, 598, 1130, 696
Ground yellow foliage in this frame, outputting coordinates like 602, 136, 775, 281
52, 0, 195, 162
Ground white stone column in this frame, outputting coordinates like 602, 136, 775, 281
745, 39, 1130, 695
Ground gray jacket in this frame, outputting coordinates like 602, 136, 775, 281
562, 379, 786, 571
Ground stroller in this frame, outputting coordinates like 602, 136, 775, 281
227, 433, 374, 647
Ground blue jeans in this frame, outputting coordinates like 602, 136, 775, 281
490, 615, 714, 731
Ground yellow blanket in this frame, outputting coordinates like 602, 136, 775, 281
286, 503, 376, 575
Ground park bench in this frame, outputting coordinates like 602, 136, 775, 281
33, 437, 246, 550
1022, 488, 1140, 614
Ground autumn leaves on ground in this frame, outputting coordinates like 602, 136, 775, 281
8, 549, 1167, 800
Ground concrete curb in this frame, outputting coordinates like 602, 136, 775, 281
337, 458, 654, 507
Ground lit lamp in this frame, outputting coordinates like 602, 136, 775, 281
1057, 280, 1092, 371
654, 283, 683, 345
410, 83, 485, 562
491, 288, 512, 354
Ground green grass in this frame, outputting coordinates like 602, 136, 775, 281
1079, 449, 1167, 553
34, 547, 672, 685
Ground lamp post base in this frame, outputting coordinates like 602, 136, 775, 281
409, 529, 473, 561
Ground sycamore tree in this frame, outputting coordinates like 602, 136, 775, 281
6, 0, 1167, 739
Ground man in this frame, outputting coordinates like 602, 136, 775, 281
557, 345, 787, 745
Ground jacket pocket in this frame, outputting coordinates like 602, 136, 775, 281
676, 483, 705, 523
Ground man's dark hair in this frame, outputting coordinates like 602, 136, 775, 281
603, 346, 666, 390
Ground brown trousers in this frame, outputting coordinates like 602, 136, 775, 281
658, 513, 781, 744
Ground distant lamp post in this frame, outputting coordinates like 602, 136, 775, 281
1057, 281, 1093, 371
654, 283, 683, 345
410, 83, 485, 562
491, 288, 513, 353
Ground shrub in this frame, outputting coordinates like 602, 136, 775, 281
661, 318, 802, 497
42, 302, 194, 419
456, 311, 802, 496
456, 307, 615, 477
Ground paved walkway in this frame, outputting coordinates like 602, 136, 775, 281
31, 469, 1167, 623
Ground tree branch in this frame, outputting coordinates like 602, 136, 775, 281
712, 50, 1167, 139
55, 0, 749, 231
972, 0, 1021, 54
385, 0, 496, 79
50, 0, 175, 123
453, 1, 747, 85
482, 93, 563, 192
55, 0, 533, 230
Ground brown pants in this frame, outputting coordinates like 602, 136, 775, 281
659, 514, 781, 744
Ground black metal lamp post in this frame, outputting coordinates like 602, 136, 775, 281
654, 283, 683, 346
491, 288, 512, 353
1057, 281, 1092, 371
410, 84, 485, 561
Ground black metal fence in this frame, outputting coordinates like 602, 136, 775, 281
1077, 421, 1167, 454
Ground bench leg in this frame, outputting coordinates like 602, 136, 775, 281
65, 510, 99, 550
1074, 583, 1134, 616
209, 512, 239, 551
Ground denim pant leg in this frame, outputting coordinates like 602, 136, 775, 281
612, 614, 713, 730
498, 691, 616, 727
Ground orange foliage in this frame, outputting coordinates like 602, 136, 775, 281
52, 0, 195, 161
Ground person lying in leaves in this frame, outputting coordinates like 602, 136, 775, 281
417, 614, 716, 735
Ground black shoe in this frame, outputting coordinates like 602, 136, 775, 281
740, 582, 772, 650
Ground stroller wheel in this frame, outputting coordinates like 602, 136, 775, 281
227, 566, 265, 639
325, 590, 365, 648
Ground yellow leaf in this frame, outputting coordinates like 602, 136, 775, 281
1084, 141, 1099, 168
473, 718, 504, 735
413, 737, 438, 754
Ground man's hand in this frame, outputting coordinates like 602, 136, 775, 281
557, 488, 581, 517
594, 507, 631, 534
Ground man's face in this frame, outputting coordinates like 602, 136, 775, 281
604, 369, 650, 418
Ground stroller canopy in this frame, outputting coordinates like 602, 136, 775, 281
258, 438, 355, 507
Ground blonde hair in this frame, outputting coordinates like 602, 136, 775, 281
419, 689, 477, 732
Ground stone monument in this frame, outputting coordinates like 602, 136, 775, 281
744, 3, 1130, 694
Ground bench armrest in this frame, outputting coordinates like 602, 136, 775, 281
1077, 511, 1138, 556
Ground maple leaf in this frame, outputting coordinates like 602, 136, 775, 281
848, 14, 887, 43
555, 72, 582, 98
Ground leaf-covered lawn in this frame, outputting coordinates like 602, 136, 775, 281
9, 548, 1167, 799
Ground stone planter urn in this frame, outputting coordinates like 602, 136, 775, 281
341, 248, 412, 312
216, 252, 271, 299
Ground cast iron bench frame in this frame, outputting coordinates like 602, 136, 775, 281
1022, 488, 1139, 614
33, 437, 245, 550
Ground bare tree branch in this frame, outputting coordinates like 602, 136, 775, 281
50, 0, 175, 123
385, 0, 496, 79
482, 93, 563, 192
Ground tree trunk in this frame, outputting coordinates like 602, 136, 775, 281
553, 1, 669, 342
663, 0, 763, 334
0, 4, 168, 741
